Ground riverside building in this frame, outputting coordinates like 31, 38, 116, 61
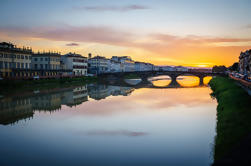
61, 52, 88, 76
31, 52, 63, 77
0, 42, 32, 78
88, 54, 109, 74
111, 56, 135, 72
239, 49, 251, 76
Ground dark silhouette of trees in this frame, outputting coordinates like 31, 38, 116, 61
228, 62, 239, 72
212, 65, 227, 73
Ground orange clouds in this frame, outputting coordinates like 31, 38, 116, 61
0, 25, 250, 67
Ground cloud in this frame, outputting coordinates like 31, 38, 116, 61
85, 130, 148, 137
1, 25, 250, 50
151, 33, 251, 44
244, 24, 251, 29
0, 25, 133, 46
74, 5, 149, 12
1, 25, 251, 66
66, 42, 79, 46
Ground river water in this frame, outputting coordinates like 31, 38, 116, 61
0, 76, 217, 166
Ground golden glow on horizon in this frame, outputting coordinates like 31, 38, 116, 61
3, 36, 249, 67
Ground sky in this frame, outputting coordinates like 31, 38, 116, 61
1, 0, 251, 67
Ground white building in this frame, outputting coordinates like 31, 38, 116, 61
61, 52, 88, 76
88, 55, 109, 74
153, 65, 160, 71
135, 62, 154, 71
175, 66, 188, 71
160, 66, 175, 71
108, 60, 121, 73
111, 56, 135, 72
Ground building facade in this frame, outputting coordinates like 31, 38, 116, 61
61, 53, 88, 76
135, 62, 154, 71
108, 59, 121, 73
175, 66, 189, 72
0, 42, 32, 78
31, 52, 61, 77
111, 56, 135, 72
160, 66, 175, 71
239, 49, 251, 76
88, 55, 109, 74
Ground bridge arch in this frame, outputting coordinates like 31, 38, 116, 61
99, 71, 215, 87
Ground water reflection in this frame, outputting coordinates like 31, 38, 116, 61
0, 77, 217, 166
204, 76, 213, 85
149, 76, 172, 87
0, 76, 213, 125
177, 76, 200, 87
0, 85, 135, 125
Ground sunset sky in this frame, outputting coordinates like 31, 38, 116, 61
1, 0, 251, 67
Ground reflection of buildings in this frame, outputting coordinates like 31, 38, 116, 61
0, 97, 34, 125
0, 84, 134, 125
0, 86, 89, 125
62, 85, 88, 107
32, 92, 62, 111
88, 84, 134, 100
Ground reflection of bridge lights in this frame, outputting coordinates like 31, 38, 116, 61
203, 76, 212, 85
124, 79, 142, 85
151, 80, 172, 87
177, 76, 200, 87
149, 76, 172, 87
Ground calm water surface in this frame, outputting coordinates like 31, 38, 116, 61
0, 76, 217, 166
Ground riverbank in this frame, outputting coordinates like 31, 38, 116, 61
229, 73, 251, 89
209, 77, 251, 165
0, 76, 97, 96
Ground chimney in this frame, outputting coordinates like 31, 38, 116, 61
88, 53, 92, 59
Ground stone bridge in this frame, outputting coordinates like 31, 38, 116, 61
98, 71, 219, 87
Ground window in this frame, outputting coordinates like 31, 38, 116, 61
0, 53, 2, 57
21, 63, 24, 68
4, 54, 7, 58
17, 55, 20, 59
21, 55, 24, 59
25, 56, 28, 59
34, 58, 37, 61
17, 63, 20, 68
13, 62, 16, 69
40, 58, 43, 61
34, 64, 37, 69
25, 63, 28, 69
4, 62, 8, 68
0, 61, 3, 69
45, 64, 48, 69
40, 64, 43, 69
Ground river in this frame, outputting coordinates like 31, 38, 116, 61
0, 76, 217, 166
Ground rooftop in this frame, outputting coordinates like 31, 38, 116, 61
0, 42, 32, 54
64, 52, 86, 58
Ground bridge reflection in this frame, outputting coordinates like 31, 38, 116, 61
0, 76, 212, 125
118, 75, 212, 89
